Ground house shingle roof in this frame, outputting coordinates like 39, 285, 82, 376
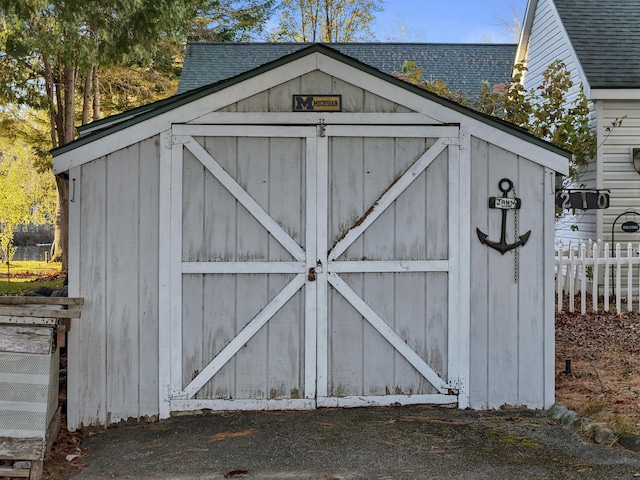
554, 0, 640, 89
178, 42, 517, 96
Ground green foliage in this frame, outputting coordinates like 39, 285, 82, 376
400, 59, 596, 183
0, 131, 56, 262
270, 0, 384, 42
191, 0, 276, 41
0, 0, 273, 267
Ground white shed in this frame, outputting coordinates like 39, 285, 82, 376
53, 45, 569, 430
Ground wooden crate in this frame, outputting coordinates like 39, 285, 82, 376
0, 298, 82, 480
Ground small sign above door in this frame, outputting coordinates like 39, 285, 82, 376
293, 95, 342, 112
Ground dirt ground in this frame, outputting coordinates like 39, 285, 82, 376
555, 295, 640, 434
38, 297, 640, 479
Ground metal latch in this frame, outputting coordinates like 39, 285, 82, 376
317, 119, 326, 137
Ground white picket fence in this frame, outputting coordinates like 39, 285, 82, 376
556, 240, 640, 313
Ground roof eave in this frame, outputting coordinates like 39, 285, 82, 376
53, 43, 570, 174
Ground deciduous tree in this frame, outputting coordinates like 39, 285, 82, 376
0, 0, 273, 269
270, 0, 384, 42
0, 128, 56, 262
398, 59, 595, 183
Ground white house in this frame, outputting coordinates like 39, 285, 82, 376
53, 45, 568, 430
517, 0, 640, 245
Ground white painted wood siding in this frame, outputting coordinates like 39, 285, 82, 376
180, 135, 307, 401
326, 137, 449, 397
522, 0, 585, 102
67, 138, 160, 429
195, 71, 413, 115
522, 0, 598, 246
63, 50, 563, 426
600, 99, 640, 244
469, 137, 554, 409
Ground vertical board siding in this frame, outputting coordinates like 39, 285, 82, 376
105, 146, 140, 422
516, 155, 546, 406
205, 136, 238, 260
137, 138, 160, 417
361, 138, 396, 394
63, 54, 563, 426
327, 136, 449, 396
469, 137, 548, 409
71, 137, 160, 427
468, 138, 489, 408
67, 165, 81, 429
180, 134, 307, 401
214, 71, 411, 114
76, 159, 108, 426
486, 144, 519, 408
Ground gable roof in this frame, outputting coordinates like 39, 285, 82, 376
54, 44, 569, 175
521, 0, 640, 89
178, 42, 517, 96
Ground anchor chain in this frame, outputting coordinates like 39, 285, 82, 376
513, 186, 519, 283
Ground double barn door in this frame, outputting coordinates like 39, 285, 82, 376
162, 122, 465, 412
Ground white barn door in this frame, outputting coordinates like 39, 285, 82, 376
160, 123, 466, 415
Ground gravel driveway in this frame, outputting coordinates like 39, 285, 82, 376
72, 405, 640, 479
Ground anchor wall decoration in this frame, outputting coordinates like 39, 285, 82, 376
477, 178, 531, 255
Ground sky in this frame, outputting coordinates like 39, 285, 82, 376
372, 0, 528, 43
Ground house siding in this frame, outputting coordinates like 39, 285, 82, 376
522, 0, 597, 245
523, 0, 584, 105
555, 102, 599, 245
601, 99, 640, 244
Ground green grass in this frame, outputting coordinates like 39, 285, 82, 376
0, 260, 64, 295
0, 278, 65, 295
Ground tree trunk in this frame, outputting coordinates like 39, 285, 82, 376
93, 67, 101, 120
82, 68, 92, 125
50, 65, 76, 269
51, 175, 69, 270
42, 55, 58, 149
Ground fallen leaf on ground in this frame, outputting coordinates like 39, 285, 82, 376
209, 428, 259, 443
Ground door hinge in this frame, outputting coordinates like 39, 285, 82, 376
172, 135, 191, 145
169, 389, 188, 400
317, 119, 326, 137
447, 378, 464, 395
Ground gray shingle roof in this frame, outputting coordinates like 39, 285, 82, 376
554, 0, 640, 89
178, 42, 517, 96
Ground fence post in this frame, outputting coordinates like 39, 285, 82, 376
628, 243, 634, 312
616, 243, 622, 313
592, 241, 599, 312
580, 243, 587, 315
569, 243, 575, 313
557, 241, 564, 313
604, 242, 610, 312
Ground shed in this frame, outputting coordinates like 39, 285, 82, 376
52, 44, 569, 430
